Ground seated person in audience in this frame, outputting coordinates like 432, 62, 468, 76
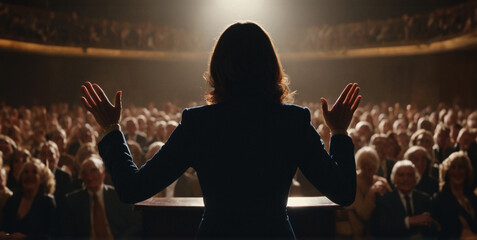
467, 111, 477, 129
433, 123, 453, 163
0, 134, 17, 167
453, 128, 477, 188
356, 121, 373, 145
64, 155, 142, 239
0, 158, 56, 239
370, 134, 394, 183
49, 127, 77, 177
410, 129, 438, 178
393, 119, 407, 134
404, 146, 439, 196
417, 117, 434, 132
371, 160, 439, 239
26, 124, 47, 157
6, 148, 31, 194
386, 132, 402, 161
38, 141, 73, 209
336, 147, 391, 239
123, 117, 148, 152
378, 119, 392, 134
127, 140, 146, 168
432, 152, 477, 239
66, 124, 96, 156
0, 167, 12, 228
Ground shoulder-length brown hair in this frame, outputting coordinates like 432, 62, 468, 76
205, 22, 294, 105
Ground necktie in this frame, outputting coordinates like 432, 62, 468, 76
92, 193, 109, 239
404, 195, 413, 216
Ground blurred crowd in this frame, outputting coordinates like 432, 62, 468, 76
298, 0, 477, 51
1, 0, 477, 53
0, 99, 475, 238
0, 3, 207, 52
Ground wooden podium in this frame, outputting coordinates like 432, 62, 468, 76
135, 197, 338, 239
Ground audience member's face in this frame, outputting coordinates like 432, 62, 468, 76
59, 116, 72, 131
80, 160, 105, 192
356, 125, 373, 142
126, 120, 137, 135
416, 133, 433, 152
385, 137, 400, 159
359, 158, 377, 178
371, 137, 387, 160
435, 129, 450, 148
51, 131, 66, 153
448, 159, 467, 187
39, 145, 58, 171
409, 150, 428, 176
12, 150, 29, 174
0, 139, 13, 157
379, 120, 392, 134
79, 127, 93, 144
33, 128, 46, 143
394, 166, 417, 195
458, 130, 474, 151
21, 163, 41, 193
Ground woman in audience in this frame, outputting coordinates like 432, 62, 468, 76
432, 152, 477, 239
0, 158, 56, 239
336, 146, 391, 239
6, 148, 31, 194
404, 146, 439, 196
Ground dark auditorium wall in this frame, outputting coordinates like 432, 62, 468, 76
0, 49, 476, 108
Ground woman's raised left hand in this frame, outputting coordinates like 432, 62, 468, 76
80, 82, 122, 129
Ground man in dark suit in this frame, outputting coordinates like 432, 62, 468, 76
371, 160, 439, 239
63, 155, 141, 239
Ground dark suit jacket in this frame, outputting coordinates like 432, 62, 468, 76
1, 193, 56, 238
53, 167, 72, 210
98, 103, 356, 239
415, 174, 439, 197
63, 185, 142, 239
431, 186, 477, 239
371, 189, 435, 238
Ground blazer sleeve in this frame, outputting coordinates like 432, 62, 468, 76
297, 108, 356, 206
98, 109, 193, 204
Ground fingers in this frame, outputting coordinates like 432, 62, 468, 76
321, 98, 329, 114
81, 85, 96, 106
92, 83, 111, 105
336, 83, 353, 105
343, 83, 357, 105
85, 82, 102, 104
351, 95, 362, 112
348, 85, 360, 105
114, 91, 122, 110
80, 97, 93, 110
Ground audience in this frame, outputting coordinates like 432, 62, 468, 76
0, 158, 56, 239
0, 0, 476, 52
63, 155, 142, 239
404, 146, 439, 196
432, 152, 477, 239
335, 147, 391, 239
371, 160, 439, 238
0, 99, 476, 238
